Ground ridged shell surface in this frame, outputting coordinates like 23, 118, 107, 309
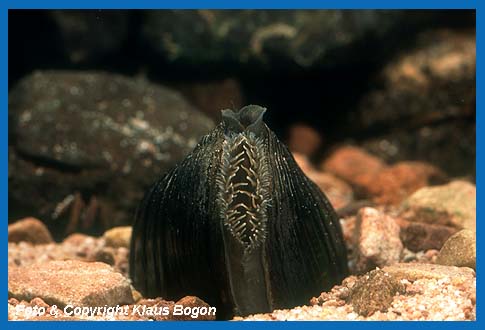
130, 105, 348, 319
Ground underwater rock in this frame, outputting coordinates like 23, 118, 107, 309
355, 29, 475, 177
141, 10, 468, 69
10, 10, 129, 66
354, 207, 403, 273
94, 247, 117, 266
103, 226, 132, 249
329, 157, 447, 204
321, 145, 386, 193
142, 10, 392, 68
400, 180, 476, 230
323, 150, 447, 206
340, 216, 357, 251
8, 260, 134, 308
436, 229, 476, 270
288, 124, 322, 157
49, 10, 129, 64
360, 123, 476, 180
92, 245, 130, 276
130, 105, 348, 318
357, 29, 475, 130
8, 70, 214, 239
8, 217, 54, 245
349, 269, 405, 316
396, 218, 458, 252
361, 161, 447, 204
8, 10, 131, 88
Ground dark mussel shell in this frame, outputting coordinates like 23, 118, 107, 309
130, 105, 348, 319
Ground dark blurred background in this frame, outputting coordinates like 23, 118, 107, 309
8, 10, 475, 240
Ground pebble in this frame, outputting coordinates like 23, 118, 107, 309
361, 161, 446, 204
103, 226, 132, 249
321, 145, 386, 190
400, 180, 476, 230
354, 207, 403, 273
436, 229, 476, 270
8, 217, 54, 245
8, 260, 134, 308
322, 148, 446, 205
288, 124, 322, 157
396, 218, 458, 252
349, 269, 405, 316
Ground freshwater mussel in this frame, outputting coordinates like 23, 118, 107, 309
130, 105, 348, 319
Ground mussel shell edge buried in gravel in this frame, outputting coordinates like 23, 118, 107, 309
130, 105, 348, 319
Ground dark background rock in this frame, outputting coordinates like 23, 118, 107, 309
140, 10, 470, 70
9, 10, 475, 148
9, 10, 134, 87
139, 10, 475, 147
354, 29, 475, 128
351, 29, 475, 178
49, 10, 130, 64
360, 122, 475, 179
142, 10, 407, 69
9, 71, 214, 239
